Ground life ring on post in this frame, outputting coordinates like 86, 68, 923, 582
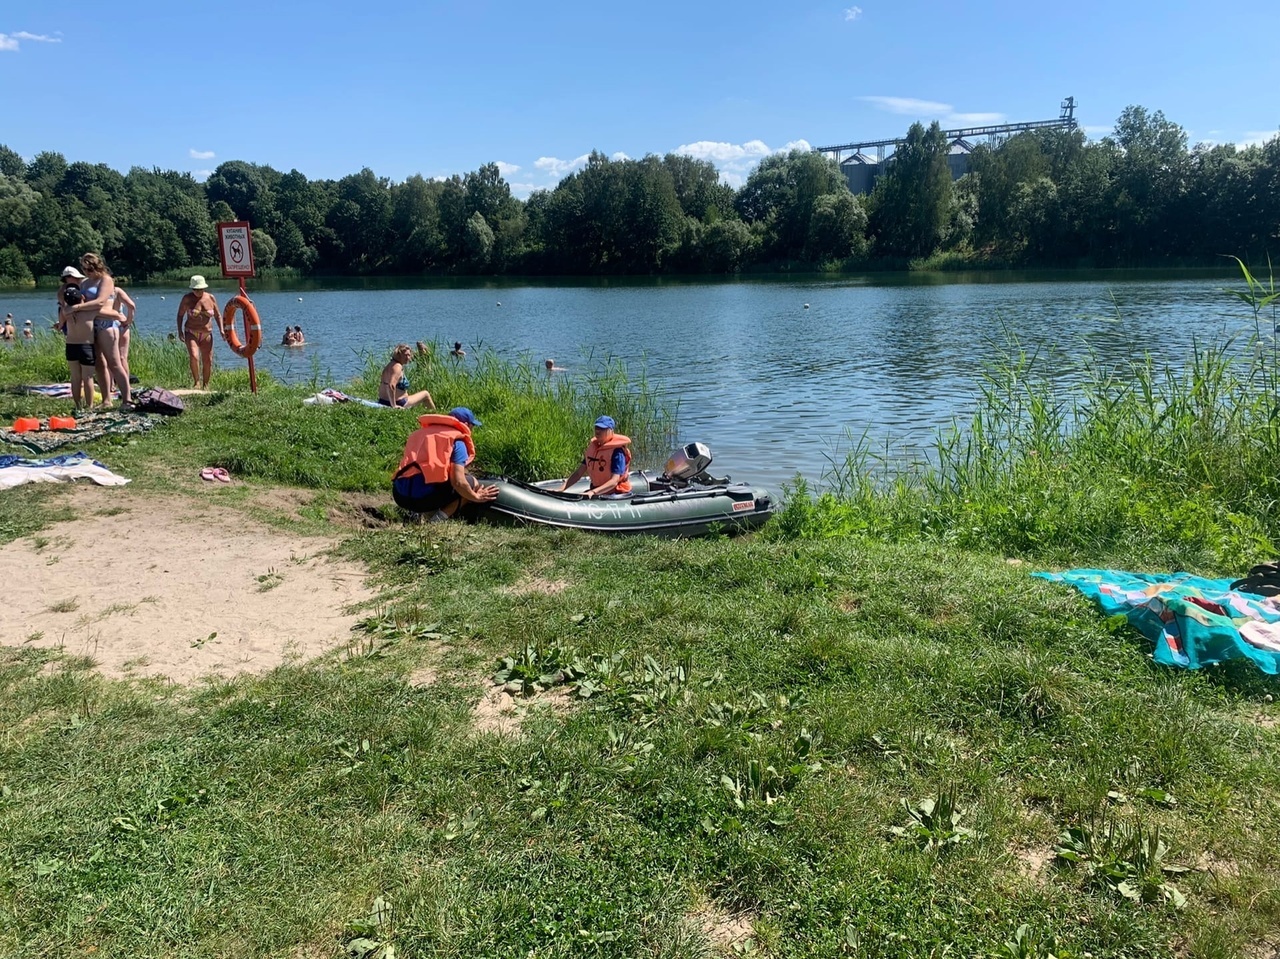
220, 294, 262, 358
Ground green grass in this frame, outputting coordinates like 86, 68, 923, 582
3, 276, 1280, 957
2, 529, 1278, 957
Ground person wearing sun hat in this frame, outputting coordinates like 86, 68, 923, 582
0, 315, 14, 341
558, 414, 633, 497
391, 406, 499, 521
22, 318, 33, 340
176, 274, 221, 389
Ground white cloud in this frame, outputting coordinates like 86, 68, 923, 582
1240, 130, 1278, 148
1080, 124, 1111, 136
844, 6, 863, 20
611, 151, 630, 161
860, 96, 952, 116
0, 30, 60, 50
860, 96, 1012, 128
189, 148, 215, 160
672, 137, 814, 185
495, 161, 521, 176
534, 153, 593, 177
192, 169, 212, 181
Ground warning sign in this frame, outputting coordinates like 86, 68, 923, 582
217, 221, 256, 278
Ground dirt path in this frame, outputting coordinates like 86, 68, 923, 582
0, 485, 376, 682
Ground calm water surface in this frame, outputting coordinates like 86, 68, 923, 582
2, 273, 1253, 491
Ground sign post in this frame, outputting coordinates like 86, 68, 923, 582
216, 221, 259, 393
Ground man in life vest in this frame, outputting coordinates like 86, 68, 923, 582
558, 415, 632, 497
392, 407, 498, 520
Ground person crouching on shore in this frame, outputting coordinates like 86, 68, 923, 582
391, 407, 498, 521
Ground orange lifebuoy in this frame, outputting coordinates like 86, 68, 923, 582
221, 295, 262, 359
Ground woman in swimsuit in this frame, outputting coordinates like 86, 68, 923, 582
378, 344, 434, 408
112, 287, 137, 380
71, 253, 131, 408
176, 275, 220, 389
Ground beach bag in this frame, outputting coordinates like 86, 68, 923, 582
1230, 561, 1280, 597
132, 387, 185, 416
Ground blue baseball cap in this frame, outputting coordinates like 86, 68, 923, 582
594, 415, 616, 430
450, 407, 482, 428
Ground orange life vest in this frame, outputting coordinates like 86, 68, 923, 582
585, 433, 632, 494
395, 414, 476, 484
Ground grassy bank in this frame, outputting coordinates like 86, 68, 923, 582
2, 309, 1279, 957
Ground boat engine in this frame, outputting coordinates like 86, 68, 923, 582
662, 442, 715, 486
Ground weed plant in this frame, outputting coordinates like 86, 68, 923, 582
773, 261, 1280, 571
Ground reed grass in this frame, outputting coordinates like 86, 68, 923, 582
774, 261, 1280, 572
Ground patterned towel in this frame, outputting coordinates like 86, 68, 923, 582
1035, 569, 1280, 673
0, 411, 158, 455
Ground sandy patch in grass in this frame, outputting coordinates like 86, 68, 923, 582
690, 902, 755, 954
501, 574, 569, 597
471, 681, 573, 735
1, 486, 374, 682
1014, 845, 1056, 883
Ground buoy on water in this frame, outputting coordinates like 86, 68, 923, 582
803, 303, 810, 309
496, 301, 502, 306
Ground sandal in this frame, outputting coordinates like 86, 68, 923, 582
211, 467, 231, 483
200, 467, 216, 482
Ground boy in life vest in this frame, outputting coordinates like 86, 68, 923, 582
558, 415, 632, 497
392, 407, 498, 520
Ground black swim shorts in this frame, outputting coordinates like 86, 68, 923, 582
392, 477, 461, 514
65, 342, 95, 365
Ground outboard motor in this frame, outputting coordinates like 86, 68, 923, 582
662, 442, 714, 486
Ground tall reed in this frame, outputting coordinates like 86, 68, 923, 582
774, 264, 1280, 571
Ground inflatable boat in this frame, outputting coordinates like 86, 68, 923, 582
477, 443, 776, 537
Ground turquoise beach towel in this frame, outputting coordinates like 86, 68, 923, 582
1035, 569, 1280, 674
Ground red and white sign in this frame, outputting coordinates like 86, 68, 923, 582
217, 221, 256, 278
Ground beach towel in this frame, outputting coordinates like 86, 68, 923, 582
0, 411, 159, 455
17, 383, 117, 400
0, 451, 129, 488
302, 388, 385, 409
1035, 569, 1280, 673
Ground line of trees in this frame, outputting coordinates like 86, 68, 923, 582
0, 104, 1276, 284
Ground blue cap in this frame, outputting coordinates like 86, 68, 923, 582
594, 415, 616, 430
450, 407, 482, 428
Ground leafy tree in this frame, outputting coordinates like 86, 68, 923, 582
25, 151, 68, 196
701, 219, 756, 273
737, 149, 851, 260
0, 244, 33, 284
806, 192, 869, 262
0, 174, 40, 245
869, 121, 953, 258
463, 211, 495, 266
0, 145, 24, 179
251, 228, 277, 270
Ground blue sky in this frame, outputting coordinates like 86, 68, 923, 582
3, 0, 1278, 198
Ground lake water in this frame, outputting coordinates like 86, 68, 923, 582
1, 272, 1257, 491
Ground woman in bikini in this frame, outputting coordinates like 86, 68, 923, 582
378, 344, 434, 408
71, 253, 131, 408
112, 286, 137, 381
176, 275, 220, 389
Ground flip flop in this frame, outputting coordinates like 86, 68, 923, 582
211, 468, 231, 483
200, 467, 216, 482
